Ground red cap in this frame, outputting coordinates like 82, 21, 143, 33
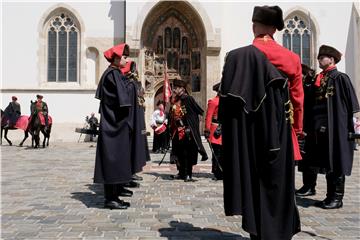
104, 43, 129, 63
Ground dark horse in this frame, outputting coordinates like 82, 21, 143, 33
0, 109, 30, 146
28, 101, 52, 148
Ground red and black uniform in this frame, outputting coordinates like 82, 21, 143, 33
205, 95, 223, 180
33, 99, 49, 127
299, 66, 360, 207
169, 93, 207, 181
253, 34, 304, 161
219, 44, 301, 240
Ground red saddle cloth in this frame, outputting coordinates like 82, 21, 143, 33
28, 113, 53, 126
14, 115, 29, 131
38, 112, 53, 125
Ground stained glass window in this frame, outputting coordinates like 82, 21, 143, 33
46, 13, 79, 82
48, 28, 57, 82
282, 15, 312, 66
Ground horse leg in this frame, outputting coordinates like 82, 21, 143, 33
46, 135, 50, 146
47, 129, 50, 146
32, 130, 39, 148
19, 131, 29, 147
35, 133, 40, 148
4, 129, 12, 146
42, 130, 46, 148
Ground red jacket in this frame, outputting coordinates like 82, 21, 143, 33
205, 95, 222, 145
253, 35, 304, 160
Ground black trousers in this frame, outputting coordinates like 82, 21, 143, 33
302, 171, 345, 200
211, 143, 223, 179
173, 132, 197, 177
153, 131, 167, 152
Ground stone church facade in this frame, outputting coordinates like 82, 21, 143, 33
2, 1, 360, 141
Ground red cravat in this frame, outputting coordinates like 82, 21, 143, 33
315, 65, 336, 87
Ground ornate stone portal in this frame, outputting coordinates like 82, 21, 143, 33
127, 1, 221, 133
142, 8, 202, 98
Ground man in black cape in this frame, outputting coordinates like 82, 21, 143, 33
94, 43, 132, 210
3, 96, 21, 128
219, 8, 302, 237
296, 45, 360, 209
169, 78, 208, 182
121, 60, 149, 181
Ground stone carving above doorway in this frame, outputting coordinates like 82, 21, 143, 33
142, 8, 202, 93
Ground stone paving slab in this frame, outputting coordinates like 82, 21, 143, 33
1, 139, 359, 240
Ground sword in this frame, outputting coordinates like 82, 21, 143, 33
206, 138, 223, 172
153, 147, 171, 182
158, 147, 169, 166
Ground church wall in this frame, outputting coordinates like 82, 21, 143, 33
216, 2, 354, 73
2, 2, 119, 89
346, 4, 360, 105
1, 2, 126, 141
127, 1, 355, 90
1, 1, 359, 141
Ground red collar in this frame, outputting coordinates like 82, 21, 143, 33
253, 34, 275, 43
315, 65, 336, 87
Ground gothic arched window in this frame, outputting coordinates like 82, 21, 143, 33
156, 36, 163, 54
47, 13, 79, 82
282, 15, 312, 66
173, 28, 180, 49
165, 27, 172, 48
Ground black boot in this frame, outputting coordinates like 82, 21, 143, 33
116, 184, 133, 197
122, 180, 140, 188
295, 185, 316, 196
132, 174, 143, 181
104, 184, 129, 210
296, 171, 317, 196
322, 174, 344, 209
184, 175, 194, 182
184, 163, 194, 182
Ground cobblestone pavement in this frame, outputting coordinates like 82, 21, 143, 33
1, 138, 359, 240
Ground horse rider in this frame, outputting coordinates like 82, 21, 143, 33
3, 96, 21, 128
33, 95, 49, 131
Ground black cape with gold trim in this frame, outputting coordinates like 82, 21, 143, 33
219, 45, 300, 240
301, 68, 360, 175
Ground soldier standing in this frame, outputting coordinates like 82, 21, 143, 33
94, 43, 132, 210
169, 78, 208, 182
296, 45, 360, 209
219, 6, 301, 240
204, 83, 223, 180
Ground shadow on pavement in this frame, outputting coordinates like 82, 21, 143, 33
159, 220, 249, 240
192, 172, 214, 179
301, 230, 333, 240
144, 171, 216, 181
295, 196, 319, 208
70, 184, 104, 209
144, 172, 176, 180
